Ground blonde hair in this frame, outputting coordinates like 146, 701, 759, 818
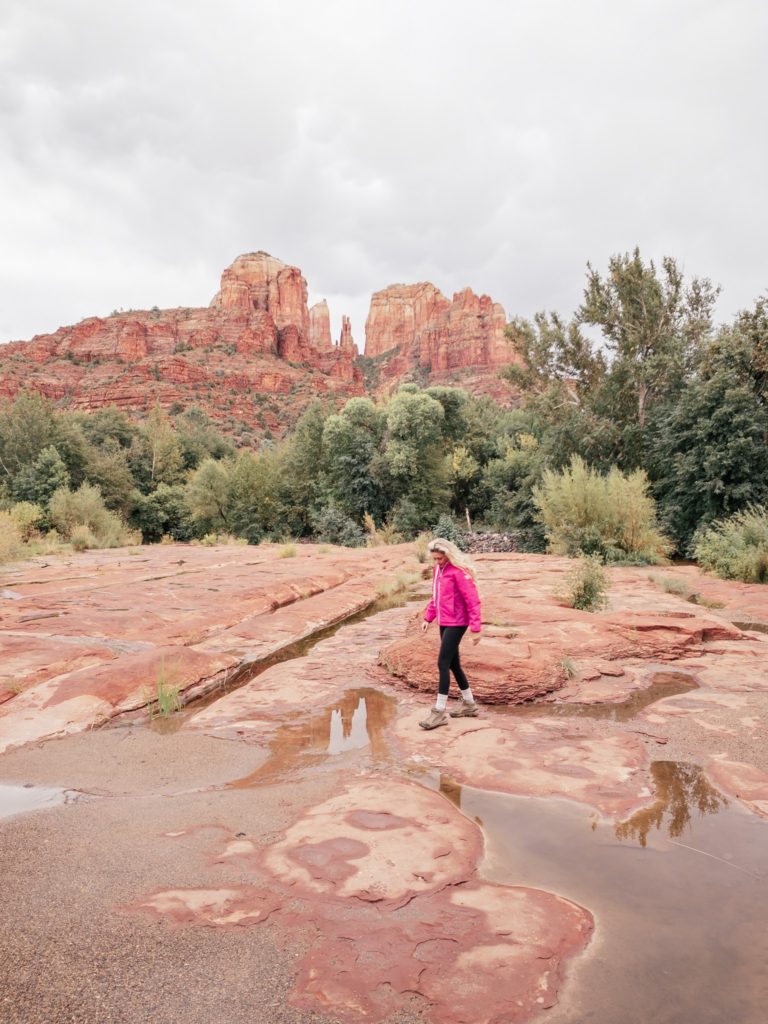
428, 537, 478, 581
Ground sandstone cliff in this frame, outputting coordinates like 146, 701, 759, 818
0, 253, 362, 437
309, 300, 332, 349
0, 253, 523, 434
363, 281, 520, 396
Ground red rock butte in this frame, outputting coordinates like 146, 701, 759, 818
0, 252, 522, 433
364, 281, 519, 384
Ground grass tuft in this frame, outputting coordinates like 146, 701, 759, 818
146, 661, 181, 719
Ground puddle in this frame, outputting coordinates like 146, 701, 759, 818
493, 671, 699, 723
423, 763, 768, 1024
226, 687, 397, 786
733, 620, 768, 634
0, 783, 80, 822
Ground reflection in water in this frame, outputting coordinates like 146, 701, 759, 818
327, 698, 371, 755
227, 687, 397, 787
438, 774, 463, 810
615, 761, 728, 847
442, 771, 767, 1024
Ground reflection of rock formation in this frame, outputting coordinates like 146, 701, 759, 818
325, 687, 393, 759
439, 774, 463, 810
615, 761, 728, 847
327, 698, 369, 754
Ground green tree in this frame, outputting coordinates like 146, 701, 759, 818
474, 433, 545, 547
503, 312, 604, 401
76, 407, 137, 450
383, 389, 450, 519
130, 405, 184, 490
131, 484, 194, 542
448, 445, 480, 516
425, 386, 470, 442
322, 398, 387, 522
0, 392, 61, 482
82, 440, 136, 514
174, 406, 234, 470
184, 457, 232, 532
12, 445, 71, 507
579, 248, 718, 432
650, 302, 768, 550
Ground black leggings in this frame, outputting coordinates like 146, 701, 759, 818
438, 625, 470, 695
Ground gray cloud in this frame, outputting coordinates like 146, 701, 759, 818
1, 0, 766, 346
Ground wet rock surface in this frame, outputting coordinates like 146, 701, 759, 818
2, 548, 768, 1023
0, 542, 416, 751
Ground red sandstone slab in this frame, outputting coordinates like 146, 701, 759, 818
706, 757, 768, 818
124, 777, 594, 1024
195, 578, 379, 654
0, 645, 234, 754
262, 778, 482, 904
393, 711, 652, 818
0, 544, 418, 750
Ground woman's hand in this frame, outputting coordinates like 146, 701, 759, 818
471, 631, 482, 645
421, 621, 429, 633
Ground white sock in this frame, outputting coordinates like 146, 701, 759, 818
461, 688, 475, 704
435, 693, 448, 711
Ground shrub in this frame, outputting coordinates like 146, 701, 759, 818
431, 513, 467, 551
146, 662, 181, 719
8, 502, 43, 541
561, 555, 609, 612
378, 521, 404, 545
199, 532, 248, 547
277, 544, 297, 558
561, 655, 577, 678
414, 532, 430, 563
71, 524, 97, 551
363, 513, 404, 547
533, 456, 671, 564
648, 573, 689, 597
311, 507, 365, 547
0, 512, 23, 563
48, 482, 139, 548
693, 506, 768, 583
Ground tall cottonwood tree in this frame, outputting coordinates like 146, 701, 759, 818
579, 248, 718, 430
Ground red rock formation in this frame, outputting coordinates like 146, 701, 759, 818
210, 252, 310, 337
0, 251, 527, 428
0, 253, 363, 434
337, 314, 357, 355
309, 300, 332, 349
364, 280, 521, 396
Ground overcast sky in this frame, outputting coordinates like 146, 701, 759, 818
1, 0, 766, 348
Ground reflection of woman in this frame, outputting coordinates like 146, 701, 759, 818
419, 538, 482, 730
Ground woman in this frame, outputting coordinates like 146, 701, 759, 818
419, 537, 482, 730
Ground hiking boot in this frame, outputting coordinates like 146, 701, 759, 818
450, 700, 479, 718
419, 708, 449, 730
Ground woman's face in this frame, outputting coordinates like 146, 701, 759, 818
431, 549, 448, 567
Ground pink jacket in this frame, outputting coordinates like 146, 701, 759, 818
424, 562, 482, 632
